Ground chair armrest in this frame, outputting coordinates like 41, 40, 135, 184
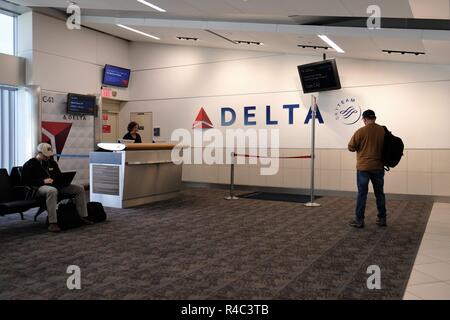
12, 186, 35, 201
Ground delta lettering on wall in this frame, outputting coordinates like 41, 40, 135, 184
41, 91, 94, 185
152, 92, 363, 148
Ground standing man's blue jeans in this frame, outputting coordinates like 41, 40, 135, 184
356, 170, 386, 223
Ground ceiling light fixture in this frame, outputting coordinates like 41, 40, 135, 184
136, 0, 166, 12
117, 24, 160, 40
318, 35, 345, 53
235, 40, 263, 46
382, 50, 424, 56
177, 36, 199, 41
298, 44, 329, 50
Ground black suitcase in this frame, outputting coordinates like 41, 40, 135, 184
47, 201, 83, 230
87, 201, 107, 223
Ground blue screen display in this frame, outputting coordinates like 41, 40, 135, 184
103, 64, 131, 88
67, 94, 96, 115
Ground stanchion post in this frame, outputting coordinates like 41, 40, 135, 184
305, 96, 321, 207
225, 152, 239, 200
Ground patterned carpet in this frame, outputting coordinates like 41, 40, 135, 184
0, 188, 432, 300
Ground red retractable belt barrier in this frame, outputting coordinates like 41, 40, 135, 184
233, 154, 311, 159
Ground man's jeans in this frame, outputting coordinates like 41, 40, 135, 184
37, 184, 88, 224
355, 170, 386, 223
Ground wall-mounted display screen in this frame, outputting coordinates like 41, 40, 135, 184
102, 64, 131, 88
297, 59, 341, 93
67, 93, 96, 115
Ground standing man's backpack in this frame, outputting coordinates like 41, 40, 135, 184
382, 126, 404, 171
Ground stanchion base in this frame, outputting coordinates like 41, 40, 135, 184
304, 202, 321, 207
225, 196, 239, 200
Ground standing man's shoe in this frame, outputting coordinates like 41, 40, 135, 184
349, 220, 365, 228
376, 217, 387, 227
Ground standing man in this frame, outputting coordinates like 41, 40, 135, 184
22, 143, 93, 232
348, 110, 387, 228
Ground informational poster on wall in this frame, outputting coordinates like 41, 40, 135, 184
41, 91, 94, 186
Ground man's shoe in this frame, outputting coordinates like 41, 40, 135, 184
81, 217, 94, 225
349, 220, 364, 228
48, 223, 61, 232
376, 217, 387, 227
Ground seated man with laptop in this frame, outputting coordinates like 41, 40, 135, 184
22, 143, 93, 232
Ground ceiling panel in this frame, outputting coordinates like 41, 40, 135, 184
9, 0, 450, 65
409, 0, 450, 19
339, 0, 414, 18
9, 0, 426, 19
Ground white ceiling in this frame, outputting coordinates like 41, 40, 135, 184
7, 0, 450, 64
9, 0, 428, 20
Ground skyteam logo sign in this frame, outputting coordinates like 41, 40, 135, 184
193, 103, 324, 128
335, 97, 362, 125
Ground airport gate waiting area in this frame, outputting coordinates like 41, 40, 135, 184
1, 0, 450, 302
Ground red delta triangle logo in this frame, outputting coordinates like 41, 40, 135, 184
41, 121, 73, 161
193, 107, 213, 129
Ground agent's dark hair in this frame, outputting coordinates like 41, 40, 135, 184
127, 121, 139, 133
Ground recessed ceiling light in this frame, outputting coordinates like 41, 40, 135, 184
117, 24, 160, 40
136, 0, 166, 12
318, 35, 345, 53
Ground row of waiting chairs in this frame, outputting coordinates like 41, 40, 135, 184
0, 167, 51, 222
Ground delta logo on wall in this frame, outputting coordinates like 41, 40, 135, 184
335, 98, 362, 125
193, 104, 325, 129
41, 121, 73, 161
193, 107, 214, 129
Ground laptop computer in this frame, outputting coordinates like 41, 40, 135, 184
54, 171, 76, 189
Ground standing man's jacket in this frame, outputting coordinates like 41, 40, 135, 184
22, 158, 62, 187
348, 123, 385, 171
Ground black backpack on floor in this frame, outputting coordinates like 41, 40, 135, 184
87, 202, 107, 223
47, 201, 83, 230
382, 126, 404, 171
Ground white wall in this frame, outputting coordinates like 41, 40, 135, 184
0, 53, 26, 86
21, 12, 130, 99
123, 43, 450, 148
120, 42, 450, 196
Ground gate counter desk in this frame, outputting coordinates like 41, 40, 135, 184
89, 143, 182, 208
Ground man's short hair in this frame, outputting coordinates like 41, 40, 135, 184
362, 109, 376, 120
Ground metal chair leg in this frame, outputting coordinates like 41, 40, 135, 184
20, 212, 24, 220
34, 207, 44, 222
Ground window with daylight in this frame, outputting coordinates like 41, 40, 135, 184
0, 87, 17, 170
0, 12, 15, 55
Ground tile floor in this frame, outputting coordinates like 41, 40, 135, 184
403, 203, 450, 300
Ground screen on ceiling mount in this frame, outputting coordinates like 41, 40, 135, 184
102, 64, 131, 88
67, 93, 96, 115
297, 59, 341, 93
